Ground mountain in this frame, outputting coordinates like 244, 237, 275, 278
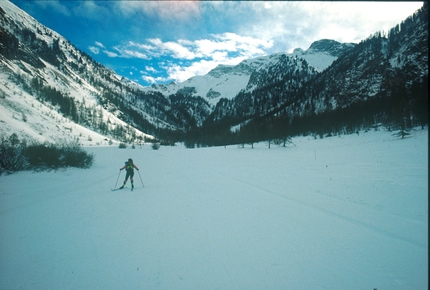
291, 39, 356, 71
189, 3, 428, 146
0, 0, 211, 144
283, 4, 429, 135
0, 1, 427, 148
145, 40, 355, 105
0, 0, 354, 145
0, 1, 148, 145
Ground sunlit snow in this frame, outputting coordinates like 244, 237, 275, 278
1, 128, 427, 289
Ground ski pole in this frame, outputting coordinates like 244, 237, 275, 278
113, 170, 121, 190
137, 170, 145, 188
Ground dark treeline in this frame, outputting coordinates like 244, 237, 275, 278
177, 3, 428, 148
181, 72, 428, 148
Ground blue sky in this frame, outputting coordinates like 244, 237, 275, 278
10, 1, 423, 87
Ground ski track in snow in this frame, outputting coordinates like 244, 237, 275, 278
209, 165, 426, 249
0, 128, 428, 290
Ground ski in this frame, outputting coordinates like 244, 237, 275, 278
111, 186, 140, 192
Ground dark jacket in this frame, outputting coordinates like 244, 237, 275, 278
121, 162, 139, 173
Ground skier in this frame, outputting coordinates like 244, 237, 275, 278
119, 158, 139, 189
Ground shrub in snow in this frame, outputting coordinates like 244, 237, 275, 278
152, 143, 160, 150
24, 143, 60, 169
119, 142, 127, 149
24, 140, 94, 170
58, 141, 94, 169
0, 134, 28, 174
0, 134, 94, 175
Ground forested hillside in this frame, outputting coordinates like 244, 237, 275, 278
183, 3, 428, 147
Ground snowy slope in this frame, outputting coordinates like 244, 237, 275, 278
0, 128, 427, 289
0, 1, 153, 145
0, 81, 112, 146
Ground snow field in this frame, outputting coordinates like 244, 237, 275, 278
0, 128, 428, 289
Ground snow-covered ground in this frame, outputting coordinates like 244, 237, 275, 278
0, 128, 428, 290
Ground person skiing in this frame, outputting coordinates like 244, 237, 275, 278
119, 158, 139, 189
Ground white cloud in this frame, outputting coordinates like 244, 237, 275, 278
115, 0, 201, 22
163, 54, 249, 83
264, 3, 272, 10
193, 33, 273, 58
128, 41, 154, 51
35, 0, 71, 17
89, 46, 100, 55
89, 41, 106, 55
74, 1, 111, 21
120, 49, 150, 60
165, 60, 217, 83
103, 50, 118, 58
95, 41, 105, 48
195, 37, 236, 56
142, 75, 170, 85
148, 38, 197, 60
101, 32, 276, 83
219, 33, 273, 48
240, 1, 424, 52
211, 51, 229, 62
142, 75, 157, 84
144, 66, 158, 73
105, 32, 272, 64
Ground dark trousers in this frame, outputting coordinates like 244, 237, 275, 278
123, 171, 134, 185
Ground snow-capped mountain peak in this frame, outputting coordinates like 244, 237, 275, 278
291, 39, 355, 72
144, 40, 354, 104
306, 39, 355, 57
